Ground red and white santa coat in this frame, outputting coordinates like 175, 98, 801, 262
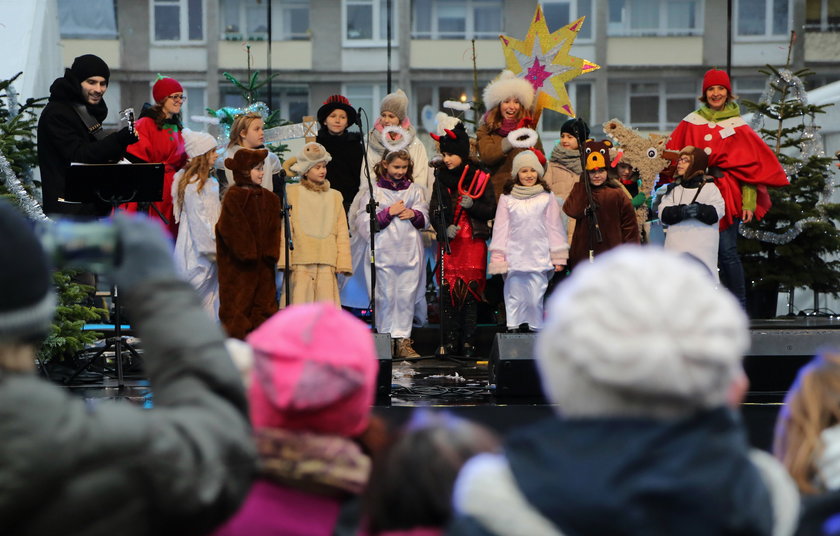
666, 110, 788, 231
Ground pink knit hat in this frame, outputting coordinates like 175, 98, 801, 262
152, 76, 184, 103
246, 303, 379, 437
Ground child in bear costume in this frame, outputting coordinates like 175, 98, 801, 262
216, 148, 281, 339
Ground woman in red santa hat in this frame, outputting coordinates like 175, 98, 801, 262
665, 69, 787, 307
127, 76, 189, 237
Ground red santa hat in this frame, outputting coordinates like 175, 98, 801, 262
702, 69, 732, 94
152, 76, 184, 103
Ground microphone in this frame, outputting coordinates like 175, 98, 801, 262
356, 107, 365, 129
429, 155, 445, 169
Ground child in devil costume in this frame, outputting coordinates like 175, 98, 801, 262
429, 122, 496, 356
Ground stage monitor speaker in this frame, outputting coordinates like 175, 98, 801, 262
489, 333, 545, 400
373, 332, 392, 403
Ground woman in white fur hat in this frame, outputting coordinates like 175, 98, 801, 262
171, 128, 222, 318
477, 70, 543, 202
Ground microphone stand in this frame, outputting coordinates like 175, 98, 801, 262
431, 165, 452, 358
357, 107, 379, 331
278, 168, 293, 307
575, 118, 602, 261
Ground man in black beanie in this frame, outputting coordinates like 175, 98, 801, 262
0, 200, 257, 534
37, 54, 138, 215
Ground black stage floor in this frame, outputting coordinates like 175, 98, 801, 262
50, 316, 840, 452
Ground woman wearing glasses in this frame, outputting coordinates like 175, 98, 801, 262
127, 76, 189, 237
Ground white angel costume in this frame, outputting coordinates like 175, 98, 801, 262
488, 188, 569, 331
171, 170, 222, 318
352, 178, 429, 339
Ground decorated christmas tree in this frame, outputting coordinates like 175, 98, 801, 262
739, 61, 840, 314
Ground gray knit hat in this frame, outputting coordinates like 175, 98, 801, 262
536, 246, 748, 419
380, 89, 408, 121
0, 201, 55, 343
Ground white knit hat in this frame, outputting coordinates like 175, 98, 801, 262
511, 149, 546, 180
289, 142, 332, 176
380, 89, 409, 121
482, 70, 535, 112
182, 129, 218, 159
536, 246, 748, 419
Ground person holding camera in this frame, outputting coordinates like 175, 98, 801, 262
37, 54, 139, 216
0, 200, 257, 535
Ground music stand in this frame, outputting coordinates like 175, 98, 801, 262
64, 163, 164, 388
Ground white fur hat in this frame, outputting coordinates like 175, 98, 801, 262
483, 70, 535, 112
290, 142, 332, 176
511, 149, 546, 179
536, 246, 748, 419
182, 129, 218, 159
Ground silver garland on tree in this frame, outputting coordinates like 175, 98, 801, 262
0, 149, 49, 222
740, 68, 833, 244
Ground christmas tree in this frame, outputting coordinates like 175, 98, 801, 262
738, 61, 840, 313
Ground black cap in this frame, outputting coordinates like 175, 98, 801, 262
70, 54, 110, 84
0, 201, 54, 343
561, 118, 590, 141
317, 95, 357, 127
437, 122, 471, 160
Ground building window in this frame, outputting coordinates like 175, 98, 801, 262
220, 0, 309, 41
735, 0, 790, 38
806, 0, 840, 31
179, 84, 207, 131
608, 80, 694, 131
412, 0, 502, 39
59, 0, 118, 39
539, 84, 593, 136
153, 0, 204, 43
608, 0, 702, 36
543, 0, 593, 39
343, 83, 390, 128
734, 77, 767, 106
345, 0, 396, 43
413, 84, 479, 133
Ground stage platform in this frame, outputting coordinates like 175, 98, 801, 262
51, 316, 840, 452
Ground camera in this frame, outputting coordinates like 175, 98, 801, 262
38, 219, 121, 273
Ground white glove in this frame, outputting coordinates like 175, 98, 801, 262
459, 196, 474, 209
446, 225, 460, 239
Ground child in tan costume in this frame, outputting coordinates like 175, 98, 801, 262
279, 142, 352, 306
216, 148, 281, 339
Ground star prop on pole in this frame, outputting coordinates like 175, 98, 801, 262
500, 5, 599, 121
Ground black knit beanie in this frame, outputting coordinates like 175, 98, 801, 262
438, 122, 471, 160
70, 54, 111, 84
0, 201, 54, 343
561, 118, 590, 141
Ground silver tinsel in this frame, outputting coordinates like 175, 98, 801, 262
740, 69, 834, 245
0, 149, 48, 222
6, 83, 19, 119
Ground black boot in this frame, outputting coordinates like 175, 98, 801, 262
461, 296, 479, 358
441, 285, 460, 355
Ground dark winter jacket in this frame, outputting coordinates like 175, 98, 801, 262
316, 127, 364, 213
563, 178, 639, 269
448, 409, 798, 536
0, 279, 258, 536
430, 162, 495, 241
37, 70, 135, 215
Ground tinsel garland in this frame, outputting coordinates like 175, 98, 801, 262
740, 69, 833, 245
0, 149, 48, 221
206, 101, 271, 146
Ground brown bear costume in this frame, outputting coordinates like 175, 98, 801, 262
216, 148, 281, 339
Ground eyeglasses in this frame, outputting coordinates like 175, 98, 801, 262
167, 94, 187, 102
678, 156, 692, 163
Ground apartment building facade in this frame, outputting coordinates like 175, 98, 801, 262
57, 0, 839, 145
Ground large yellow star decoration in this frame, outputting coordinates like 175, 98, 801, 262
500, 4, 600, 122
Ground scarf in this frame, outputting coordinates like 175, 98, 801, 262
377, 176, 412, 191
511, 184, 545, 200
495, 117, 520, 137
549, 145, 582, 174
301, 177, 331, 193
255, 427, 371, 497
695, 101, 741, 123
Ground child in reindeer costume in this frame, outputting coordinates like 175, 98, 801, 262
429, 121, 496, 356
